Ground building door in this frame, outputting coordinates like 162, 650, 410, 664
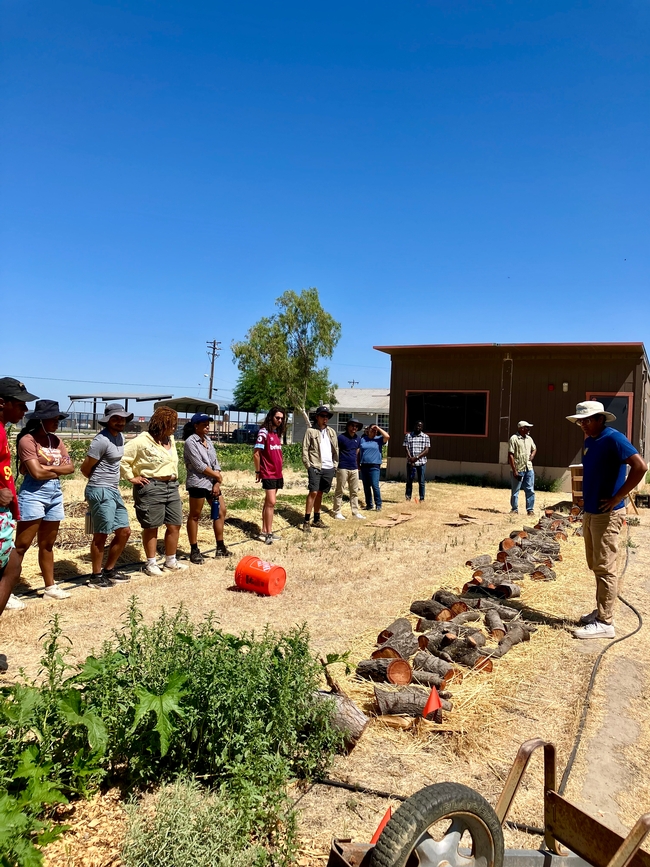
586, 392, 633, 440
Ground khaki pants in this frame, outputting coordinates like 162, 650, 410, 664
583, 510, 625, 624
333, 469, 360, 515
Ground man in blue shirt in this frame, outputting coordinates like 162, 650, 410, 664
567, 401, 647, 639
333, 418, 365, 520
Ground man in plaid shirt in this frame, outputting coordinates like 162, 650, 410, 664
404, 421, 430, 502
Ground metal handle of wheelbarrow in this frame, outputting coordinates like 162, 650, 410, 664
496, 738, 650, 867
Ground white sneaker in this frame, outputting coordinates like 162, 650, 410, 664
353, 513, 366, 520
333, 513, 346, 521
5, 593, 26, 610
43, 584, 71, 600
163, 560, 188, 572
573, 620, 615, 640
258, 533, 268, 542
579, 609, 598, 625
144, 563, 164, 576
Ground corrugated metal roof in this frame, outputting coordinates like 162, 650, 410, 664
374, 342, 646, 353
329, 388, 389, 412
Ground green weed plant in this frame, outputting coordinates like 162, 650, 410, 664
0, 604, 341, 866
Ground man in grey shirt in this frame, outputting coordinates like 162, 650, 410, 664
80, 403, 133, 589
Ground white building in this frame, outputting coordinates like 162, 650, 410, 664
291, 388, 390, 444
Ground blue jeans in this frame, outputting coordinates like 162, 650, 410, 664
406, 464, 426, 500
360, 464, 381, 509
510, 469, 535, 512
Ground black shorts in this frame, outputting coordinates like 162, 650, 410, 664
262, 477, 284, 490
307, 467, 335, 493
187, 486, 213, 500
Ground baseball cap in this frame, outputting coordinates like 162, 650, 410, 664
191, 413, 213, 424
0, 377, 39, 402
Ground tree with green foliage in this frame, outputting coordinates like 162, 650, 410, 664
231, 288, 341, 424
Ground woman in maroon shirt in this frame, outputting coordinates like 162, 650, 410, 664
253, 407, 285, 545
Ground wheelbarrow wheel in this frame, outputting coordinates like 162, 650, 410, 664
370, 782, 504, 867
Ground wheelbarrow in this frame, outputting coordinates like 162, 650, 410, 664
327, 738, 650, 867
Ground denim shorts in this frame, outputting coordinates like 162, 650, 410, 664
17, 477, 65, 522
85, 486, 130, 535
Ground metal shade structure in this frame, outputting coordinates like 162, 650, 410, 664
153, 396, 221, 415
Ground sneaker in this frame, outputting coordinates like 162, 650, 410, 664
405, 497, 411, 501
103, 568, 130, 583
375, 507, 382, 512
258, 533, 268, 542
267, 533, 282, 542
144, 563, 164, 577
573, 620, 615, 640
333, 513, 346, 521
43, 584, 71, 600
190, 549, 205, 565
527, 510, 535, 516
364, 506, 374, 511
163, 560, 188, 572
510, 510, 519, 514
215, 545, 233, 557
352, 512, 366, 520
302, 521, 311, 534
264, 534, 274, 545
5, 593, 26, 610
579, 609, 598, 625
87, 574, 113, 590
312, 519, 327, 529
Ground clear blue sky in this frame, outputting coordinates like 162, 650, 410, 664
2, 1, 649, 414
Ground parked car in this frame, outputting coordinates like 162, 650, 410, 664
232, 423, 260, 444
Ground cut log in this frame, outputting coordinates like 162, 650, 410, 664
417, 629, 456, 653
449, 610, 481, 626
465, 554, 492, 569
499, 537, 517, 552
412, 650, 453, 677
461, 599, 520, 621
415, 617, 453, 634
472, 566, 495, 581
491, 622, 531, 658
462, 628, 486, 647
356, 658, 412, 685
531, 565, 556, 582
484, 608, 506, 640
443, 638, 494, 672
410, 669, 446, 689
374, 685, 452, 720
371, 630, 419, 660
315, 690, 369, 750
493, 582, 521, 599
377, 617, 412, 645
432, 590, 468, 613
410, 600, 453, 622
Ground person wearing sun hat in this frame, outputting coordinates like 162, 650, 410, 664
508, 420, 537, 515
13, 400, 75, 601
333, 417, 365, 520
183, 412, 231, 563
302, 405, 339, 531
80, 403, 134, 589
567, 400, 647, 639
0, 377, 39, 622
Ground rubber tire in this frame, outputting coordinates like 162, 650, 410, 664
369, 782, 504, 867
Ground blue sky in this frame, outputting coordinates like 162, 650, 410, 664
2, 1, 649, 414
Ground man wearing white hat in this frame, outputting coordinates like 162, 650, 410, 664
567, 401, 647, 639
508, 421, 537, 515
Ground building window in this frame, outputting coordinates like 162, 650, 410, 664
337, 412, 352, 433
586, 392, 633, 440
376, 413, 390, 429
406, 391, 488, 436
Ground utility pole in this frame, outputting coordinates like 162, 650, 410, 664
206, 339, 221, 400
348, 379, 359, 388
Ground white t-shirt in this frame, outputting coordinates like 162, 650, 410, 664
320, 428, 334, 470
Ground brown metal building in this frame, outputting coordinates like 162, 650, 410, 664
374, 342, 649, 489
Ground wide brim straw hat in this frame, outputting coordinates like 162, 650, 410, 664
566, 400, 616, 424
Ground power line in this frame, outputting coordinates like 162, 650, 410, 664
2, 374, 229, 390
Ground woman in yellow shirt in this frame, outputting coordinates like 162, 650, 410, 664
121, 406, 188, 576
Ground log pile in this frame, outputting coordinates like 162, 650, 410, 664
354, 506, 580, 729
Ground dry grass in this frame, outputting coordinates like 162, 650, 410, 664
3, 469, 648, 865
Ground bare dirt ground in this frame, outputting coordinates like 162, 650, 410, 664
2, 470, 649, 865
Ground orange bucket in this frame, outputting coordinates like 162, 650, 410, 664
234, 555, 287, 596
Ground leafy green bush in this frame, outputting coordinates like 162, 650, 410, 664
208, 443, 304, 473
121, 778, 277, 867
0, 606, 341, 866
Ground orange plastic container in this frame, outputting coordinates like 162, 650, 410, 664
234, 555, 287, 596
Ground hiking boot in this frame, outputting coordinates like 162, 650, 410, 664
302, 521, 311, 534
190, 548, 205, 565
215, 545, 233, 557
5, 593, 26, 610
143, 563, 164, 577
312, 518, 326, 529
579, 609, 598, 625
43, 584, 71, 600
573, 620, 615, 640
103, 568, 130, 583
87, 573, 114, 590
